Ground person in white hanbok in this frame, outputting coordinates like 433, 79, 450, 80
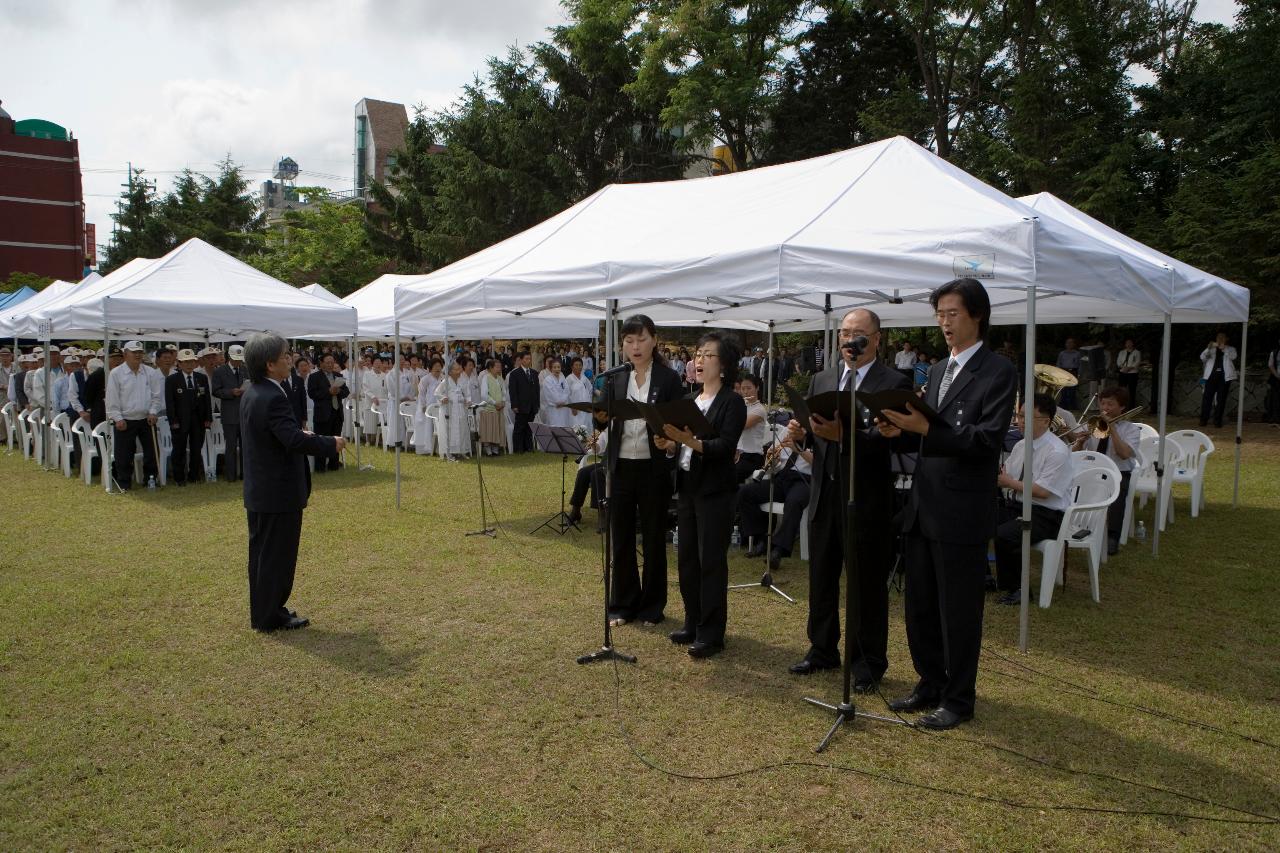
433, 361, 472, 460
565, 356, 594, 431
478, 358, 509, 455
386, 361, 414, 447
414, 358, 443, 455
540, 359, 573, 430
362, 361, 387, 444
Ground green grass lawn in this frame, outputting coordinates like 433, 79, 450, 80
2, 419, 1278, 850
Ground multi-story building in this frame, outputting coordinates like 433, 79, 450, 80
0, 101, 88, 280
353, 98, 409, 198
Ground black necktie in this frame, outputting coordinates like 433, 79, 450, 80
187, 375, 193, 391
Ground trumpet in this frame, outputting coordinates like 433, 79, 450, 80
1062, 406, 1144, 441
751, 442, 786, 482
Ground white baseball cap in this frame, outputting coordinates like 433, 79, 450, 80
122, 340, 145, 352
60, 347, 78, 358
177, 348, 198, 362
228, 344, 245, 360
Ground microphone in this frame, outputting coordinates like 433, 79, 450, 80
841, 335, 869, 357
597, 361, 634, 378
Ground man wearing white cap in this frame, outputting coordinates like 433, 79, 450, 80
56, 351, 85, 467
10, 353, 33, 409
106, 341, 164, 491
212, 344, 247, 482
165, 349, 212, 485
27, 346, 63, 416
155, 343, 177, 378
0, 346, 12, 404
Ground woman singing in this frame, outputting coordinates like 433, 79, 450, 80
607, 314, 685, 627
654, 332, 746, 658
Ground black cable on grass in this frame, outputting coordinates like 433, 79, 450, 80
606, 658, 1279, 827
982, 644, 1279, 751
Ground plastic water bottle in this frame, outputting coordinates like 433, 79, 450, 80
1136, 520, 1146, 541
147, 476, 156, 491
731, 526, 740, 547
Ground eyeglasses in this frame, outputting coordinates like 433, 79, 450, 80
934, 309, 966, 322
694, 350, 719, 360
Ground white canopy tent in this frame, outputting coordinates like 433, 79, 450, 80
20, 238, 357, 341
390, 135, 1250, 652
300, 282, 344, 304
0, 277, 87, 338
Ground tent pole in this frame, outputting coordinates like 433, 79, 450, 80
1153, 313, 1172, 557
606, 299, 617, 370
823, 295, 833, 369
1018, 290, 1037, 653
394, 321, 401, 510
765, 321, 775, 408
104, 322, 113, 493
1233, 317, 1248, 507
353, 329, 362, 472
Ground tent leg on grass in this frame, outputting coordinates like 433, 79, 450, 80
1234, 317, 1247, 507
1019, 289, 1037, 653
1153, 313, 1172, 557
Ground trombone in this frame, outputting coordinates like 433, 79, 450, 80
1058, 406, 1145, 441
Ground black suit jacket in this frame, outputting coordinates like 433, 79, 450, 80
307, 370, 349, 426
605, 361, 685, 474
164, 370, 212, 431
240, 379, 336, 514
900, 344, 1016, 545
11, 369, 28, 408
674, 385, 747, 497
282, 371, 307, 426
212, 363, 246, 425
807, 360, 912, 521
508, 366, 540, 417
82, 367, 106, 425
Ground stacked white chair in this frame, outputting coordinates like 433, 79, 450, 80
398, 400, 416, 446
369, 401, 390, 450
1033, 466, 1121, 607
1, 401, 16, 449
1166, 429, 1214, 519
203, 417, 225, 480
424, 402, 444, 455
28, 408, 43, 465
91, 421, 113, 492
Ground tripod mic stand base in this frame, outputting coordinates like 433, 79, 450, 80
728, 572, 796, 603
802, 695, 908, 752
576, 645, 637, 665
465, 527, 497, 538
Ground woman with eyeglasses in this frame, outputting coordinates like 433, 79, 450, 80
654, 332, 746, 658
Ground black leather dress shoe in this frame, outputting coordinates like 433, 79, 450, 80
789, 658, 838, 675
566, 505, 583, 526
687, 641, 723, 659
852, 678, 880, 695
888, 690, 940, 713
280, 614, 310, 630
916, 707, 972, 730
669, 628, 695, 645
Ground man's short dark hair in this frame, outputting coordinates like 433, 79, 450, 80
1099, 385, 1129, 407
930, 277, 991, 338
294, 356, 311, 367
245, 333, 288, 382
1031, 393, 1058, 419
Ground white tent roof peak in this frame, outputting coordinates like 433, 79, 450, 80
300, 282, 344, 304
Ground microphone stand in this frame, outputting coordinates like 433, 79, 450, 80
803, 342, 906, 752
577, 364, 636, 665
465, 402, 497, 537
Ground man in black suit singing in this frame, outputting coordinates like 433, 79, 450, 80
306, 353, 349, 472
507, 350, 540, 453
240, 333, 345, 632
878, 278, 1016, 730
788, 308, 911, 690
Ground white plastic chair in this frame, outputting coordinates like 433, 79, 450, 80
1135, 422, 1158, 444
1167, 429, 1214, 519
1071, 450, 1121, 560
203, 417, 225, 480
398, 400, 416, 445
91, 421, 113, 492
154, 417, 172, 486
424, 402, 445, 455
71, 417, 98, 484
50, 412, 76, 477
370, 401, 390, 450
1033, 467, 1121, 607
1, 401, 16, 449
15, 407, 32, 459
341, 399, 355, 441
27, 408, 44, 465
1132, 435, 1182, 533
759, 501, 810, 560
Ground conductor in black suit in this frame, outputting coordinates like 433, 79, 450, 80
606, 314, 686, 627
507, 350, 540, 453
788, 308, 912, 687
307, 354, 349, 472
653, 332, 747, 658
164, 349, 212, 485
240, 333, 345, 632
878, 278, 1016, 730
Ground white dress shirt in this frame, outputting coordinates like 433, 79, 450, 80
619, 367, 653, 460
1004, 430, 1073, 512
106, 363, 163, 421
678, 394, 715, 471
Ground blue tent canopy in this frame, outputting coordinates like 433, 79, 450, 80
0, 286, 37, 311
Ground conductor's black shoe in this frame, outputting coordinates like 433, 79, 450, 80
916, 707, 972, 730
789, 658, 838, 675
998, 589, 1021, 606
687, 641, 723, 659
852, 678, 880, 694
768, 549, 784, 572
1107, 537, 1119, 556
745, 542, 766, 558
669, 628, 695, 645
280, 615, 310, 630
888, 690, 940, 713
566, 505, 583, 526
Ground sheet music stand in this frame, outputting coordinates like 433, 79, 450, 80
530, 422, 586, 535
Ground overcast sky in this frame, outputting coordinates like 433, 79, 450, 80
0, 0, 1241, 261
